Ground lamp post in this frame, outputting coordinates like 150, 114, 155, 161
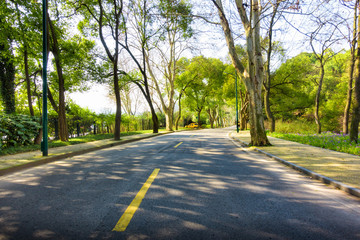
41, 0, 48, 156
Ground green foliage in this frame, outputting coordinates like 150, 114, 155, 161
267, 120, 317, 134
158, 0, 193, 39
0, 114, 41, 149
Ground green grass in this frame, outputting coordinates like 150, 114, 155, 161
268, 131, 360, 156
0, 130, 158, 156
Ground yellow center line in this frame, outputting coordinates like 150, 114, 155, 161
112, 168, 160, 232
174, 142, 183, 148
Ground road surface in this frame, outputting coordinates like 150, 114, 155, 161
0, 128, 360, 239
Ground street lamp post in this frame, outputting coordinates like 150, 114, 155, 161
41, 0, 48, 156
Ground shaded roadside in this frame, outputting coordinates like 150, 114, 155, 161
230, 131, 360, 198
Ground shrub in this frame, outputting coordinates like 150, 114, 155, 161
0, 114, 41, 149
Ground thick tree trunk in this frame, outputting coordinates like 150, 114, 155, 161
315, 64, 324, 134
165, 106, 174, 131
214, 0, 269, 146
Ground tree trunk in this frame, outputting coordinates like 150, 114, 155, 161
113, 66, 121, 140
0, 43, 16, 114
214, 0, 269, 146
350, 56, 360, 142
350, 4, 360, 142
315, 64, 324, 134
165, 106, 174, 131
197, 109, 202, 128
24, 49, 34, 116
264, 88, 275, 132
344, 61, 354, 134
344, 3, 357, 134
48, 15, 68, 141
175, 95, 182, 130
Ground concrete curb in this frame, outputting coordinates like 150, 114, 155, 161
230, 134, 360, 199
0, 132, 169, 177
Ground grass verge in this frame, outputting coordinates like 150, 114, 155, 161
268, 131, 360, 156
0, 130, 161, 156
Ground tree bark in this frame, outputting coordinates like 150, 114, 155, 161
213, 0, 269, 146
0, 41, 15, 114
344, 3, 357, 134
350, 0, 360, 142
315, 64, 324, 134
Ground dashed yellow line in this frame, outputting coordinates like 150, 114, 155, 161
112, 168, 160, 232
174, 142, 183, 148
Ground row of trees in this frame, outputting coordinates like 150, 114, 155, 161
2, 0, 360, 147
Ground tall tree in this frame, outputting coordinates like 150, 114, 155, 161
211, 0, 270, 146
350, 0, 360, 142
77, 0, 124, 140
309, 19, 340, 134
145, 0, 193, 131
118, 0, 160, 133
0, 2, 16, 114
343, 0, 358, 134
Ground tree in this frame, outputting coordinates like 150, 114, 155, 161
0, 2, 16, 114
343, 0, 358, 134
117, 0, 160, 133
350, 0, 360, 142
145, 0, 193, 131
77, 0, 124, 140
263, 1, 286, 133
309, 18, 341, 134
178, 56, 225, 128
211, 0, 270, 146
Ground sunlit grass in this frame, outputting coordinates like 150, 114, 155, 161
268, 131, 360, 156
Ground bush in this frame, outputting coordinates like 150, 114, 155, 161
268, 119, 317, 134
0, 114, 41, 149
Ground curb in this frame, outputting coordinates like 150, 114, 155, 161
230, 134, 360, 199
0, 132, 170, 177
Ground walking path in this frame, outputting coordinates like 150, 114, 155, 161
230, 131, 360, 198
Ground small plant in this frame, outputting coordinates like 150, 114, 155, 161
0, 114, 42, 149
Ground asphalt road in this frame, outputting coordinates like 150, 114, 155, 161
0, 128, 360, 240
